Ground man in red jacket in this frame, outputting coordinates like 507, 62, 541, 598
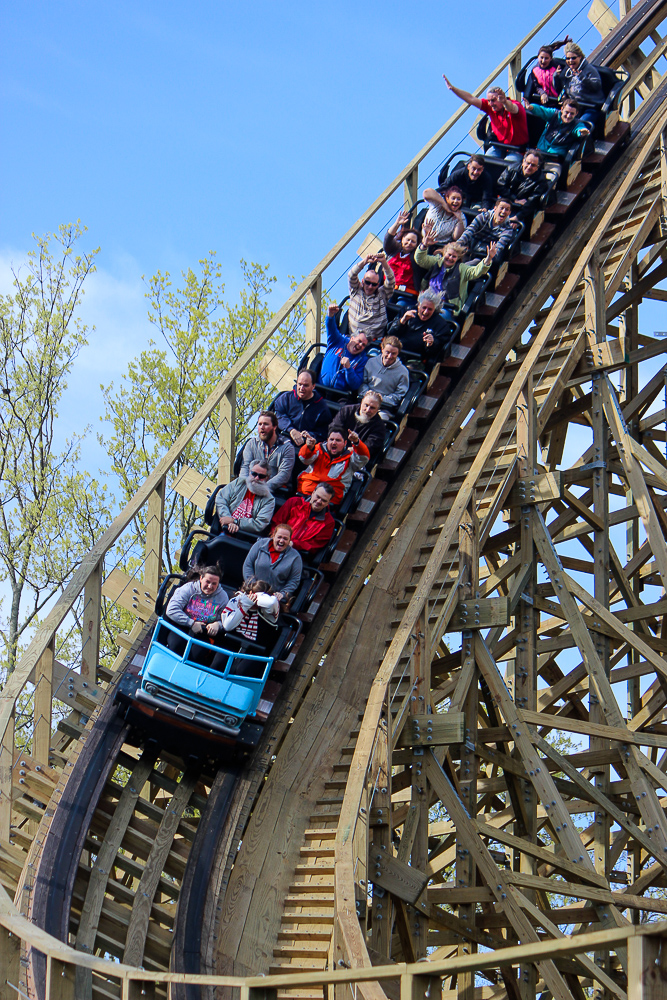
271, 484, 336, 554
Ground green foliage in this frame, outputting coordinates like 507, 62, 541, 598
100, 254, 308, 571
0, 223, 110, 677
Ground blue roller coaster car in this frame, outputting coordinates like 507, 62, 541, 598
116, 618, 280, 755
139, 619, 273, 737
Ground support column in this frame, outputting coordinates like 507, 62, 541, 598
592, 376, 611, 998
144, 478, 166, 594
370, 708, 392, 960
515, 380, 538, 1000
508, 50, 522, 100
627, 930, 667, 1000
404, 168, 419, 215
305, 276, 322, 350
33, 636, 55, 765
81, 561, 102, 681
0, 708, 14, 841
457, 507, 478, 1000
218, 384, 237, 483
407, 607, 430, 961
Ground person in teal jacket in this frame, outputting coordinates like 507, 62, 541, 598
526, 98, 591, 157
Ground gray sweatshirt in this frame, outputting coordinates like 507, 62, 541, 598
243, 538, 303, 597
361, 355, 410, 411
239, 434, 295, 492
166, 580, 230, 629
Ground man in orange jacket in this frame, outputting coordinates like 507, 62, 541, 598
297, 429, 370, 505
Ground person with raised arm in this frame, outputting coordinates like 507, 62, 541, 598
525, 98, 591, 158
347, 251, 396, 342
421, 185, 466, 247
414, 225, 498, 324
384, 210, 424, 312
319, 305, 370, 392
298, 429, 370, 505
457, 198, 516, 261
443, 76, 528, 160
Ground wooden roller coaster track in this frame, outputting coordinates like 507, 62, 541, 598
3, 2, 667, 999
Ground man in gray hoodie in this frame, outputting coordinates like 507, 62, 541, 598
360, 336, 410, 419
239, 411, 294, 492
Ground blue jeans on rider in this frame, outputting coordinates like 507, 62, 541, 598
487, 145, 522, 162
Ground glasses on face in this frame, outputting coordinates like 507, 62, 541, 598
363, 279, 379, 288
250, 470, 268, 480
565, 55, 578, 62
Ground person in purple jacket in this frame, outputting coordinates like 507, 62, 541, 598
319, 305, 370, 392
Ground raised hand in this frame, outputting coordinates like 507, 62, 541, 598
328, 302, 339, 316
397, 209, 410, 227
485, 241, 498, 261
421, 220, 437, 246
400, 309, 417, 324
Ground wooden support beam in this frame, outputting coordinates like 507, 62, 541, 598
33, 637, 54, 765
423, 751, 574, 1000
144, 477, 165, 594
218, 383, 237, 484
404, 168, 419, 213
81, 560, 102, 681
305, 275, 322, 349
627, 928, 667, 1000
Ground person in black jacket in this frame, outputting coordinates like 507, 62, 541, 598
555, 43, 606, 126
496, 150, 550, 222
438, 155, 494, 210
274, 370, 332, 448
328, 391, 386, 464
387, 289, 454, 362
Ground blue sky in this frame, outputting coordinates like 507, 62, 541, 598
0, 0, 625, 461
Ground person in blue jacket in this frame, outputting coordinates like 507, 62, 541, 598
319, 305, 370, 392
274, 370, 332, 448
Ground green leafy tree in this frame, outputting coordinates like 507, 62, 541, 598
0, 224, 111, 677
100, 254, 309, 572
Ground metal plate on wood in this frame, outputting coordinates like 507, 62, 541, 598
451, 597, 510, 630
509, 472, 562, 507
369, 845, 428, 904
395, 713, 465, 748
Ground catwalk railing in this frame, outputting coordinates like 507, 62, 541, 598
1, 882, 666, 999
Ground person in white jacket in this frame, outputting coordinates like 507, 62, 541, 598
221, 578, 280, 652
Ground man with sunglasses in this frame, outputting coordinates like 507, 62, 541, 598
214, 460, 275, 535
347, 251, 396, 343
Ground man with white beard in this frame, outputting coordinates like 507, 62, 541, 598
328, 391, 386, 464
214, 461, 275, 535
